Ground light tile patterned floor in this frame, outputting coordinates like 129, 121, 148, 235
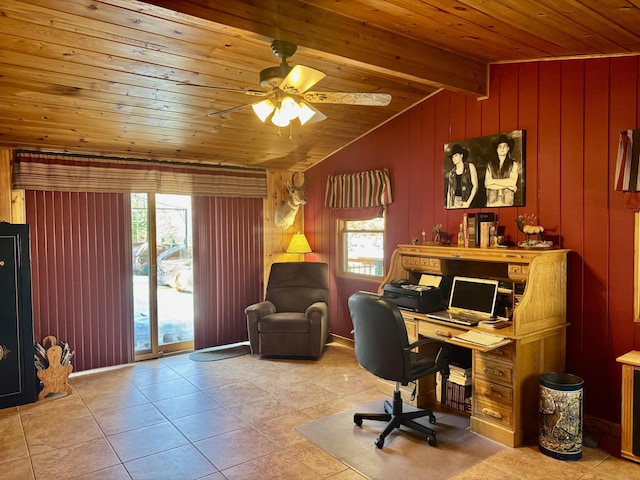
0, 342, 634, 479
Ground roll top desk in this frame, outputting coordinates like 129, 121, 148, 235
378, 244, 569, 447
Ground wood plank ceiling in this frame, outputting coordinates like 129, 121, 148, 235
1, 0, 640, 171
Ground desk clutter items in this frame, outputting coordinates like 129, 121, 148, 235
445, 365, 473, 413
462, 212, 498, 247
454, 330, 510, 348
478, 319, 510, 329
34, 335, 73, 400
515, 214, 553, 248
418, 224, 446, 245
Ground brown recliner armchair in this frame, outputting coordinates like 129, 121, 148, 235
245, 261, 329, 358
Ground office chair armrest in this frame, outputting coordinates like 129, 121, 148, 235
405, 337, 442, 351
404, 338, 450, 377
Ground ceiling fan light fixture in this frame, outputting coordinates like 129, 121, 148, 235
271, 107, 290, 127
252, 99, 276, 122
204, 39, 390, 128
297, 101, 316, 125
280, 96, 300, 121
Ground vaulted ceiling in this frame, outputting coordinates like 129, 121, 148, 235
1, 0, 640, 171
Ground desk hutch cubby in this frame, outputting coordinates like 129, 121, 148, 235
378, 244, 569, 447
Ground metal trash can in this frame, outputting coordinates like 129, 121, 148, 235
539, 372, 584, 461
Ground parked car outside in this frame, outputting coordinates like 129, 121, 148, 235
157, 245, 192, 288
132, 242, 149, 275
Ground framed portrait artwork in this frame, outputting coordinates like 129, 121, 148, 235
444, 130, 526, 209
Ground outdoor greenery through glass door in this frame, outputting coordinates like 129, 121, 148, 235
132, 193, 194, 359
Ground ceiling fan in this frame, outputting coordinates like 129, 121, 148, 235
186, 40, 392, 127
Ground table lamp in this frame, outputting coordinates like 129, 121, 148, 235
286, 231, 312, 261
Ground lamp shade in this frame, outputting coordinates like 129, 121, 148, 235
286, 231, 312, 254
252, 99, 276, 122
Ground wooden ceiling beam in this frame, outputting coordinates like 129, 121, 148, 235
135, 0, 488, 97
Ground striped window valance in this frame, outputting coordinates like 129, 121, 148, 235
12, 151, 267, 198
325, 168, 392, 215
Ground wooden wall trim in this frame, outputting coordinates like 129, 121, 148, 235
263, 169, 306, 291
0, 149, 12, 222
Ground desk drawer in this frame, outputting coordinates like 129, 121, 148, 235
475, 398, 513, 428
474, 356, 513, 385
418, 320, 468, 341
479, 343, 514, 362
401, 255, 441, 273
475, 378, 513, 407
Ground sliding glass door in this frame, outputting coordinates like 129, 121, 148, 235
132, 193, 194, 360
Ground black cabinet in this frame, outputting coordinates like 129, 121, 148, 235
0, 222, 37, 408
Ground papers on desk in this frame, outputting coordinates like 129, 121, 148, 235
419, 274, 442, 288
454, 330, 510, 348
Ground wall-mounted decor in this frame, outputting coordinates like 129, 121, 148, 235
615, 130, 640, 210
444, 130, 526, 209
274, 172, 308, 229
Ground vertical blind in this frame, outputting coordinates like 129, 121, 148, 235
19, 152, 266, 370
192, 196, 263, 349
26, 191, 264, 370
26, 191, 134, 372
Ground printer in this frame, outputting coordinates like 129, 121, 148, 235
382, 274, 443, 313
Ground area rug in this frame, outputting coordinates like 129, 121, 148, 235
189, 342, 251, 362
296, 400, 505, 480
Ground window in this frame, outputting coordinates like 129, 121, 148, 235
340, 216, 385, 277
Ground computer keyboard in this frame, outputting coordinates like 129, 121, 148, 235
426, 311, 483, 326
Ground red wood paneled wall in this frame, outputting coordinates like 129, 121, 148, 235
26, 190, 134, 372
305, 57, 640, 422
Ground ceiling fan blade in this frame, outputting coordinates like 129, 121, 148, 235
303, 91, 392, 106
279, 65, 326, 95
178, 83, 269, 97
207, 103, 252, 117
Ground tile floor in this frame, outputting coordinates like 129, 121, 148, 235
0, 342, 636, 480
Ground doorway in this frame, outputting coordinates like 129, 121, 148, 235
132, 193, 194, 360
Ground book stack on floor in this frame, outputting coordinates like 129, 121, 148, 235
444, 364, 472, 413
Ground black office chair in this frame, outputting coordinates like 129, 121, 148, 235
348, 291, 450, 449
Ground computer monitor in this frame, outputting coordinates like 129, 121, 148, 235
448, 276, 499, 317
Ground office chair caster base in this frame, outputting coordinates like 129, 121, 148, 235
354, 415, 363, 427
427, 435, 437, 446
374, 436, 385, 449
428, 414, 436, 424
